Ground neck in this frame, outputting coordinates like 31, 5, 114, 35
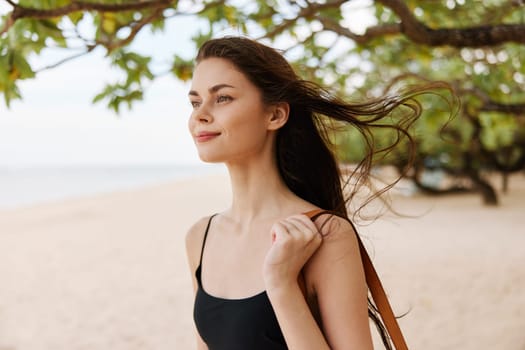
225, 157, 298, 222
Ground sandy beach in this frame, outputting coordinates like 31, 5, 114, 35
0, 172, 524, 350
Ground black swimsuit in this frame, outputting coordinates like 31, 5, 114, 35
193, 214, 288, 349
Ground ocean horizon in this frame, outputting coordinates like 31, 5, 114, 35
0, 164, 223, 210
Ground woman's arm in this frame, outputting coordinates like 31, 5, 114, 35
264, 214, 373, 350
185, 217, 211, 350
267, 281, 331, 349
306, 214, 373, 349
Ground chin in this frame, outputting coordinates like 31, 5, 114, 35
198, 152, 223, 163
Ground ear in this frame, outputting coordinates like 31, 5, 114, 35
267, 102, 290, 131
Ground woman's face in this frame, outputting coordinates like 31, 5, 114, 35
188, 57, 274, 163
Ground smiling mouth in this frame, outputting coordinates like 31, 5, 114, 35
195, 133, 221, 142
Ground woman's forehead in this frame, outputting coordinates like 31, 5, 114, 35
191, 58, 250, 92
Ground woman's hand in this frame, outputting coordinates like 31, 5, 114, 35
263, 214, 322, 292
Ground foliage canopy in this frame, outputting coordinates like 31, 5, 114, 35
1, 0, 524, 204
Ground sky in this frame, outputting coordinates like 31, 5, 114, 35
0, 1, 374, 168
0, 10, 202, 167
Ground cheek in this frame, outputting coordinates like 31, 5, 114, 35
228, 102, 268, 133
229, 115, 267, 142
187, 113, 196, 135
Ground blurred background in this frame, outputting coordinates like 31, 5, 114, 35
0, 1, 524, 349
0, 9, 211, 210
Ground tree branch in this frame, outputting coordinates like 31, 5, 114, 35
35, 46, 96, 72
318, 16, 400, 44
104, 7, 164, 52
1, 0, 173, 35
10, 0, 172, 21
260, 0, 347, 40
458, 86, 525, 115
383, 73, 525, 115
481, 101, 525, 114
0, 15, 14, 36
376, 0, 525, 47
29, 5, 166, 72
320, 2, 525, 47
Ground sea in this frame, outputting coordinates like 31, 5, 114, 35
0, 164, 223, 210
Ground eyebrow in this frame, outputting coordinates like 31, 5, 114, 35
188, 83, 235, 97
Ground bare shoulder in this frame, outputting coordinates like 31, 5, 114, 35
314, 212, 358, 245
304, 213, 362, 285
185, 215, 215, 271
304, 213, 372, 348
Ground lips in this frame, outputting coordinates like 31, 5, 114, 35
195, 131, 221, 142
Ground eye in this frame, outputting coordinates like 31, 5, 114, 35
190, 100, 201, 108
216, 95, 232, 103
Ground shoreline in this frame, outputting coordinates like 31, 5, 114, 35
0, 164, 225, 211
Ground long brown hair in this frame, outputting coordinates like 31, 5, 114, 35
196, 36, 449, 349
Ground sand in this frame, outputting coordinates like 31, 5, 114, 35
0, 172, 524, 350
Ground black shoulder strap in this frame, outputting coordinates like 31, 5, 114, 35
199, 214, 218, 267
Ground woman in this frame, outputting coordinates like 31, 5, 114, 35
185, 36, 434, 349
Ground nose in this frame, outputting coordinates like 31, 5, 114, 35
192, 104, 212, 124
198, 114, 211, 123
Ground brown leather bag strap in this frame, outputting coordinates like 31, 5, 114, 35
304, 209, 409, 350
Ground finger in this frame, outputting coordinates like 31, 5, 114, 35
290, 216, 324, 249
270, 221, 290, 243
289, 215, 321, 236
283, 216, 320, 242
277, 219, 303, 240
284, 217, 323, 256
